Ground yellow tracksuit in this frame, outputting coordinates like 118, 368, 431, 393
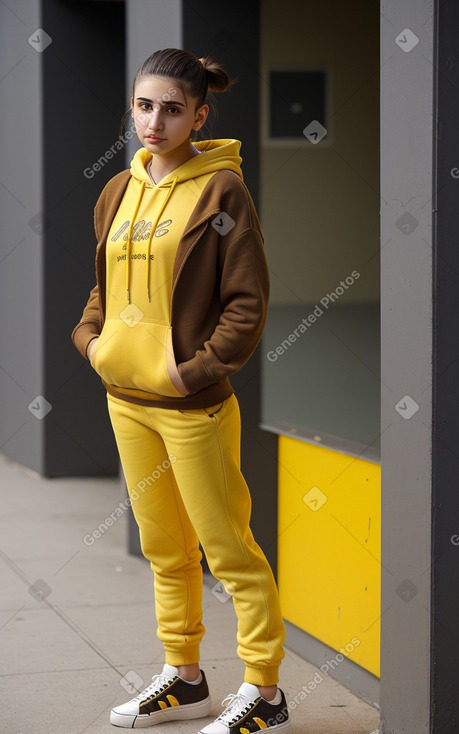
89, 142, 285, 686
107, 392, 285, 685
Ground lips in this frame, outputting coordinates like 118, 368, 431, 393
146, 136, 165, 142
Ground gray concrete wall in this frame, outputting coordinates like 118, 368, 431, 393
0, 0, 125, 476
0, 0, 44, 472
431, 0, 459, 729
42, 0, 124, 476
379, 1, 434, 731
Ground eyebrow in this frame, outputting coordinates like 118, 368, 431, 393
136, 97, 186, 107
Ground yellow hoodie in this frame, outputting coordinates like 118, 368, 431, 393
90, 139, 243, 400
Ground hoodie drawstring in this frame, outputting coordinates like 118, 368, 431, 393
145, 177, 178, 302
125, 180, 145, 303
124, 176, 178, 303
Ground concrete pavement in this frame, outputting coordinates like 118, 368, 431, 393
0, 452, 379, 734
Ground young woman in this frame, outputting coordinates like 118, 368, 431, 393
72, 48, 291, 733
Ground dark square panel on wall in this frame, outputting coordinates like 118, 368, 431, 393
269, 69, 326, 139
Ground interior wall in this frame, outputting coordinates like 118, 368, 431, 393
260, 0, 380, 305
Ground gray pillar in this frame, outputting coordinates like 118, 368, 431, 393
182, 0, 278, 573
0, 0, 124, 476
124, 0, 183, 555
431, 0, 459, 730
124, 0, 278, 569
0, 0, 44, 472
125, 0, 182, 164
380, 1, 433, 731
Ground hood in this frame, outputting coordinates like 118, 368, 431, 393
130, 138, 243, 187
124, 139, 243, 302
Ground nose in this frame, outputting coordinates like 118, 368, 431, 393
148, 104, 163, 131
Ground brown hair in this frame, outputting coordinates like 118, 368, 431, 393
120, 48, 236, 137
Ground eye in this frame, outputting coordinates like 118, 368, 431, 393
166, 106, 180, 114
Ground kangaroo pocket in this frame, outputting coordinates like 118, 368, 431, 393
90, 318, 184, 398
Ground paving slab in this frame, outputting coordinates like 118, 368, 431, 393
0, 453, 380, 734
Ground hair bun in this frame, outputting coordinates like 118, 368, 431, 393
198, 55, 236, 93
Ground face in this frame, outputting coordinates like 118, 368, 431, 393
131, 76, 208, 157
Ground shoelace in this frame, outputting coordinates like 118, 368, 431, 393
130, 672, 174, 703
216, 693, 256, 724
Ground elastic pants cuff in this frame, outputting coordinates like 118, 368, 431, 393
244, 665, 280, 687
164, 646, 201, 667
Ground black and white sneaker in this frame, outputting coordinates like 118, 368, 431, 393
110, 663, 212, 728
198, 682, 292, 733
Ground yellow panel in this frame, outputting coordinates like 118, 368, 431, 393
278, 435, 381, 677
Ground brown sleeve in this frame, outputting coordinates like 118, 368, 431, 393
177, 189, 269, 393
71, 284, 102, 360
70, 180, 109, 359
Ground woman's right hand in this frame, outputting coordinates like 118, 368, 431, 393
86, 337, 100, 362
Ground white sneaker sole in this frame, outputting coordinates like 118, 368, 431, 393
198, 718, 293, 734
110, 695, 212, 728
198, 721, 292, 734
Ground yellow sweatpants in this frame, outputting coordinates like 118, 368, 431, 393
106, 392, 285, 686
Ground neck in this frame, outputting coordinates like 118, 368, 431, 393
149, 140, 200, 183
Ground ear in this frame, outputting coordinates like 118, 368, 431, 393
193, 103, 209, 131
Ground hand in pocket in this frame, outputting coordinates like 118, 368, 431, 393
167, 360, 189, 396
87, 337, 100, 362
